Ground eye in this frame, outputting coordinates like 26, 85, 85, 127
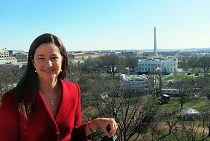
51, 56, 59, 60
38, 57, 45, 60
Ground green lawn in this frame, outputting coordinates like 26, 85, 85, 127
159, 97, 210, 113
165, 74, 198, 81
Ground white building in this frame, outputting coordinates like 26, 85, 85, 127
0, 57, 17, 64
136, 58, 178, 74
162, 88, 179, 96
120, 74, 155, 91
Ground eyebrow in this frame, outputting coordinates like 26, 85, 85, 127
36, 55, 45, 57
36, 54, 59, 57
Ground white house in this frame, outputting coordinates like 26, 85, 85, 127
136, 58, 178, 74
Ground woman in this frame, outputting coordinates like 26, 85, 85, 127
0, 33, 118, 141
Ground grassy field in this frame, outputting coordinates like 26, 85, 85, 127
159, 97, 210, 113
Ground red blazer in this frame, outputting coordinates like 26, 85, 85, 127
0, 80, 91, 141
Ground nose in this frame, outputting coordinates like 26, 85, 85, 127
45, 59, 53, 67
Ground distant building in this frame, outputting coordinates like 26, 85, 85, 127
120, 74, 157, 91
0, 57, 17, 64
136, 58, 178, 74
121, 51, 143, 57
0, 49, 17, 64
68, 52, 105, 63
0, 49, 9, 57
13, 52, 28, 62
161, 88, 179, 96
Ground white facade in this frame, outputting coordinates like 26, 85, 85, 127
120, 74, 152, 91
162, 88, 179, 96
161, 59, 178, 74
137, 58, 178, 74
0, 57, 17, 64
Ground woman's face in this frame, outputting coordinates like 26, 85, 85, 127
32, 43, 62, 83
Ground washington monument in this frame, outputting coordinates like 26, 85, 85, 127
154, 27, 157, 56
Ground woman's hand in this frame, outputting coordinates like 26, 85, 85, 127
87, 118, 118, 137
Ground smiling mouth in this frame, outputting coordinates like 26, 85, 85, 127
44, 70, 54, 73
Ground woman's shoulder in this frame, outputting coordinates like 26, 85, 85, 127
0, 88, 18, 106
61, 79, 79, 88
1, 88, 17, 102
60, 80, 80, 95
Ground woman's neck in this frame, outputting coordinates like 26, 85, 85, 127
39, 79, 58, 94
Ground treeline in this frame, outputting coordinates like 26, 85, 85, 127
179, 55, 210, 76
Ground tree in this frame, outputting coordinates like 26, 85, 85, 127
187, 55, 199, 73
0, 65, 22, 92
155, 111, 180, 141
125, 57, 138, 73
0, 65, 25, 99
67, 61, 83, 82
197, 56, 210, 77
80, 58, 102, 73
178, 57, 189, 71
99, 54, 120, 77
153, 68, 162, 97
80, 76, 159, 141
173, 79, 193, 110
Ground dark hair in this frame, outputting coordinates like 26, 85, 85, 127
16, 33, 69, 115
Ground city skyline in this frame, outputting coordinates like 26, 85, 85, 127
0, 0, 210, 51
